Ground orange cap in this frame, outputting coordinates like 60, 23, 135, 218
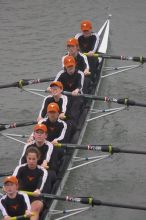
47, 102, 60, 113
34, 124, 47, 133
64, 55, 76, 67
50, 81, 63, 90
4, 176, 18, 185
81, 20, 92, 31
67, 38, 79, 47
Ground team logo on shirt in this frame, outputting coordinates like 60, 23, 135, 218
10, 204, 19, 210
27, 176, 35, 182
49, 127, 56, 131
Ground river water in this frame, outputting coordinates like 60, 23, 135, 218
0, 0, 146, 220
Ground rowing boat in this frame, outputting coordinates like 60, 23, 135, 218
39, 16, 111, 220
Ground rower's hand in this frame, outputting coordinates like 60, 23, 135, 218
51, 139, 59, 145
41, 160, 49, 169
25, 210, 34, 217
72, 88, 80, 96
37, 116, 43, 122
59, 112, 66, 120
27, 135, 34, 143
33, 189, 41, 197
4, 216, 11, 220
87, 51, 94, 56
84, 68, 91, 76
47, 86, 51, 92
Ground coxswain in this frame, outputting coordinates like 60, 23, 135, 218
37, 81, 68, 121
13, 147, 48, 220
0, 176, 32, 220
75, 20, 100, 56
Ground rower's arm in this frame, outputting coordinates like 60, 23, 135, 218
91, 33, 100, 53
37, 167, 48, 192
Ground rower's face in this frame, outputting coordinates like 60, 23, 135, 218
26, 152, 38, 169
82, 30, 91, 37
66, 65, 76, 75
47, 111, 59, 122
4, 182, 18, 195
34, 130, 47, 142
50, 86, 62, 96
67, 45, 78, 55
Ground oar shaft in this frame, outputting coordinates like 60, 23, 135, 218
55, 143, 109, 150
101, 146, 146, 155
0, 77, 55, 89
0, 171, 13, 177
0, 121, 36, 131
84, 53, 146, 63
63, 92, 146, 107
90, 199, 146, 211
23, 191, 146, 211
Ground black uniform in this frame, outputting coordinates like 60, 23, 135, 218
62, 52, 89, 72
19, 140, 53, 166
39, 118, 67, 143
54, 69, 84, 124
75, 33, 100, 81
75, 33, 99, 53
38, 94, 68, 118
0, 192, 31, 218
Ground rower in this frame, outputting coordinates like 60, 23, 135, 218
75, 20, 99, 56
62, 38, 91, 93
75, 20, 100, 80
37, 81, 68, 122
62, 38, 90, 76
13, 147, 48, 220
19, 124, 53, 170
0, 176, 32, 219
39, 102, 68, 144
54, 55, 84, 124
19, 124, 57, 187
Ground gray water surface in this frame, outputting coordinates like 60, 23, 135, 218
0, 1, 146, 220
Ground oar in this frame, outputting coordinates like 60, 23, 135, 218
0, 171, 13, 177
23, 191, 146, 211
0, 121, 37, 131
55, 143, 146, 155
0, 77, 55, 89
63, 91, 146, 107
84, 53, 146, 63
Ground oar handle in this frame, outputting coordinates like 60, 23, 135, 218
10, 215, 27, 220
